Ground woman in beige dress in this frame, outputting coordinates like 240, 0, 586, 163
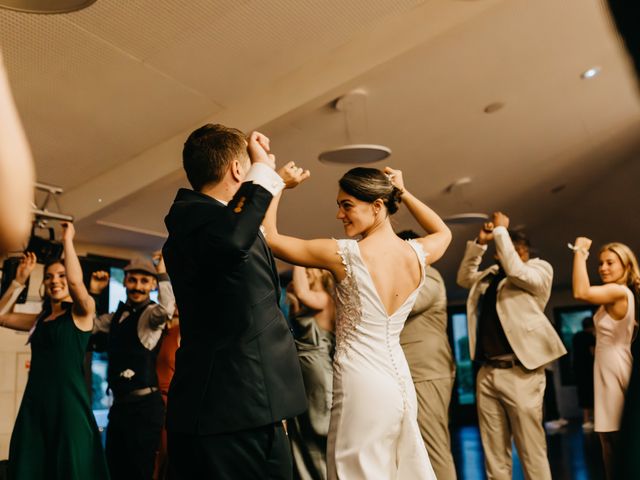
572, 238, 640, 479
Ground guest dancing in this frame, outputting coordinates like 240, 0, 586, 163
0, 223, 110, 480
287, 266, 336, 480
572, 316, 596, 431
457, 213, 566, 480
263, 161, 451, 479
398, 230, 457, 480
572, 238, 639, 479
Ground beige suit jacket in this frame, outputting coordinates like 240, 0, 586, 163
456, 226, 566, 370
400, 267, 456, 382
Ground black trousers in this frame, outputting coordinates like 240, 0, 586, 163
168, 422, 292, 480
106, 391, 165, 480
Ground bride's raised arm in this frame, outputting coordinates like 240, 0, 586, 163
384, 167, 452, 264
263, 162, 346, 279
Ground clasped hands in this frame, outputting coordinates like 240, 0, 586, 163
247, 131, 310, 189
477, 212, 510, 245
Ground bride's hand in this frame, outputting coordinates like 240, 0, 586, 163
384, 167, 405, 194
278, 161, 311, 189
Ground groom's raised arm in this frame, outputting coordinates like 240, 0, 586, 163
200, 163, 284, 264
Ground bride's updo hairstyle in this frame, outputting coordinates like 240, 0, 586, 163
338, 167, 403, 215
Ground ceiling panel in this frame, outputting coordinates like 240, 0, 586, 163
147, 0, 427, 106
0, 7, 220, 189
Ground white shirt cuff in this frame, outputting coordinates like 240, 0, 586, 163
471, 240, 488, 251
244, 163, 285, 197
493, 226, 508, 236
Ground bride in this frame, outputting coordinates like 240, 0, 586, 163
265, 160, 451, 479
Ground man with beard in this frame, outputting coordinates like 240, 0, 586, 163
90, 255, 175, 480
457, 212, 566, 480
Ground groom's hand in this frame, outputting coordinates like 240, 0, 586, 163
278, 161, 311, 189
247, 131, 276, 169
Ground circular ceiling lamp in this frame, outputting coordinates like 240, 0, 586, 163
319, 144, 391, 164
442, 213, 489, 225
442, 177, 488, 225
0, 0, 96, 14
318, 90, 391, 165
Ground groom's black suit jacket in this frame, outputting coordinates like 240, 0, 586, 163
162, 184, 306, 435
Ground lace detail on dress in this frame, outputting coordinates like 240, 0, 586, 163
334, 239, 363, 361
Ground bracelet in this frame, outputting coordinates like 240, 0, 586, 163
568, 243, 589, 260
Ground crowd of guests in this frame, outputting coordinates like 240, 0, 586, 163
0, 124, 638, 480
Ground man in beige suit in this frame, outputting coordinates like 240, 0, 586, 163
457, 212, 566, 480
399, 230, 457, 479
401, 269, 457, 478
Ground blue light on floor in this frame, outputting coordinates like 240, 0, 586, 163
451, 422, 603, 479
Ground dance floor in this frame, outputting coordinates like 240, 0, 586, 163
451, 421, 604, 479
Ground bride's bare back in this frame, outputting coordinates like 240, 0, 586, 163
357, 236, 422, 317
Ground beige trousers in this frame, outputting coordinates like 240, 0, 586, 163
415, 377, 457, 480
476, 365, 551, 480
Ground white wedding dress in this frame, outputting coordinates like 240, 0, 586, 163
327, 239, 436, 479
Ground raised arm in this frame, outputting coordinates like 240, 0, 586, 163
0, 252, 36, 315
493, 225, 552, 296
292, 266, 332, 311
61, 223, 95, 331
384, 167, 452, 263
262, 162, 346, 278
153, 252, 176, 318
572, 236, 627, 306
0, 252, 38, 331
457, 237, 489, 289
0, 52, 35, 254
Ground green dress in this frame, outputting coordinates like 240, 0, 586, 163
8, 305, 110, 480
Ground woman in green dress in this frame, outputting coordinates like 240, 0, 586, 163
0, 222, 109, 480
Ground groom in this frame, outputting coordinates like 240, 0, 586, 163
162, 124, 307, 479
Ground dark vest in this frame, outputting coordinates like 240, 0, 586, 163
107, 301, 161, 396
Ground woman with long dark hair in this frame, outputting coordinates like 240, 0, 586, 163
264, 159, 451, 479
0, 223, 109, 480
572, 238, 639, 479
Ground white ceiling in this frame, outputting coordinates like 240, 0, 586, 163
1, 0, 639, 298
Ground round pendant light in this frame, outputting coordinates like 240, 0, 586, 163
318, 90, 391, 165
0, 0, 96, 14
319, 144, 391, 164
442, 213, 489, 225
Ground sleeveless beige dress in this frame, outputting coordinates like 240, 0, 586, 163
593, 287, 636, 432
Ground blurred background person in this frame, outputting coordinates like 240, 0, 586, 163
572, 316, 596, 432
90, 254, 175, 480
0, 52, 35, 254
542, 366, 568, 433
287, 265, 335, 480
0, 223, 110, 479
398, 230, 456, 480
572, 238, 639, 479
154, 305, 180, 480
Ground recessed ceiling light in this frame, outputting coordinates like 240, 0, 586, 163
483, 102, 505, 114
580, 67, 601, 79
